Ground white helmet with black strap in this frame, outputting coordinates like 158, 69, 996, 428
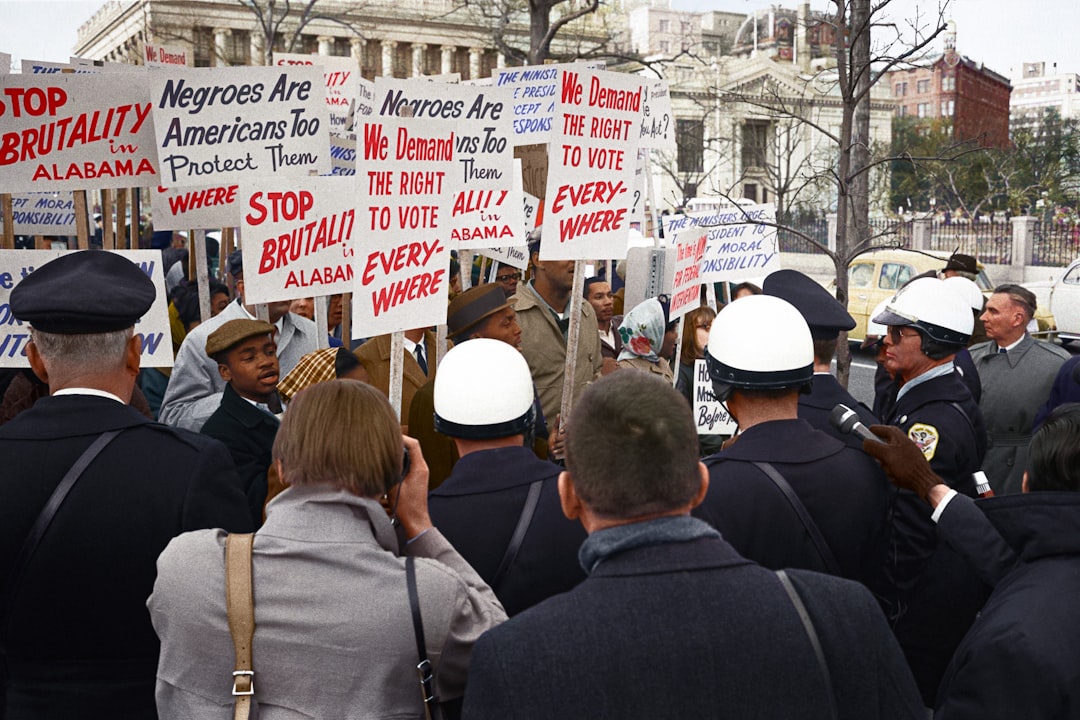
434, 338, 535, 439
873, 277, 973, 347
704, 294, 814, 402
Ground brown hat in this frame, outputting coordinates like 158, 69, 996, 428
447, 284, 510, 341
205, 319, 276, 357
943, 253, 978, 275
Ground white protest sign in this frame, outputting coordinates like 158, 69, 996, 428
668, 228, 707, 321
71, 57, 141, 73
0, 192, 81, 235
0, 249, 173, 368
1, 53, 10, 75
639, 78, 676, 151
0, 73, 158, 193
629, 148, 647, 230
478, 244, 529, 271
478, 170, 532, 270
239, 177, 357, 304
373, 78, 520, 251
144, 44, 190, 68
495, 64, 558, 144
354, 77, 375, 128
541, 66, 643, 260
151, 183, 239, 231
148, 65, 330, 187
329, 133, 356, 176
692, 359, 737, 435
273, 53, 359, 135
353, 115, 458, 337
664, 204, 780, 283
21, 60, 74, 74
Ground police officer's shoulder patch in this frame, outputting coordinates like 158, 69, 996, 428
908, 423, 940, 461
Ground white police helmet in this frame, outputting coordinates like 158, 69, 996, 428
434, 338, 535, 439
942, 276, 985, 312
873, 277, 973, 346
705, 295, 814, 400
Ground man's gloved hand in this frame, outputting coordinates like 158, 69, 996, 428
863, 424, 943, 502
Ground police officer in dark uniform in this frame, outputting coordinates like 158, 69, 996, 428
0, 251, 252, 719
427, 339, 586, 616
872, 276, 988, 703
692, 295, 890, 593
762, 269, 878, 448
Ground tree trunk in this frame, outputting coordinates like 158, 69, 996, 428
529, 1, 552, 65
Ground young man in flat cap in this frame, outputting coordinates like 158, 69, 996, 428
159, 249, 318, 432
0, 251, 252, 719
200, 318, 282, 527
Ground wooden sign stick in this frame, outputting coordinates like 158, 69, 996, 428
1, 195, 14, 250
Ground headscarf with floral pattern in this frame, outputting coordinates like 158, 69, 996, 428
617, 297, 666, 364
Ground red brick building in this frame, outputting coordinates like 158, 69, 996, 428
886, 26, 1011, 148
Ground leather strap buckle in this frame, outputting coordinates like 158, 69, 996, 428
232, 670, 255, 696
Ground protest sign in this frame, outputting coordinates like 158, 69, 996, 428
668, 228, 707, 321
496, 64, 559, 144
353, 114, 458, 337
354, 77, 375, 128
0, 192, 80, 235
0, 72, 159, 193
21, 60, 74, 74
0, 249, 173, 367
628, 148, 648, 230
148, 65, 330, 187
240, 176, 357, 304
373, 78, 520, 251
151, 183, 239, 231
692, 359, 737, 435
638, 78, 676, 151
274, 53, 359, 134
541, 66, 643, 260
329, 133, 356, 176
665, 203, 781, 283
1, 53, 10, 75
479, 172, 533, 270
144, 44, 190, 68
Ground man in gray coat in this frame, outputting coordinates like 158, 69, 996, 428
462, 371, 924, 719
970, 284, 1070, 494
159, 251, 318, 431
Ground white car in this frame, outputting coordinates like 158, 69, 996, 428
1025, 258, 1080, 344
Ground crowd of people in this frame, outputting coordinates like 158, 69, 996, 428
1, 244, 1079, 719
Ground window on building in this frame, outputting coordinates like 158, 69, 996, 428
194, 27, 213, 67
677, 118, 704, 173
895, 81, 907, 97
942, 75, 955, 92
334, 37, 351, 57
941, 100, 954, 116
225, 30, 250, 65
917, 103, 930, 118
741, 120, 769, 170
659, 40, 670, 53
658, 19, 670, 32
917, 79, 930, 93
897, 105, 908, 117
743, 183, 758, 202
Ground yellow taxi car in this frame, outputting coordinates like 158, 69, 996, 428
843, 249, 993, 342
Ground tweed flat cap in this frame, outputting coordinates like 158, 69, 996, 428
205, 319, 276, 357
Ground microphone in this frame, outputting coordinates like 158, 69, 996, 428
829, 404, 885, 445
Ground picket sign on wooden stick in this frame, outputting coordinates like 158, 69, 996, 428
672, 315, 685, 388
116, 189, 128, 250
389, 331, 405, 420
644, 152, 661, 248
73, 191, 89, 250
193, 230, 212, 323
478, 256, 489, 286
341, 292, 353, 349
1, 195, 13, 249
460, 249, 474, 291
315, 296, 329, 350
129, 188, 141, 249
436, 324, 448, 367
558, 260, 587, 431
705, 283, 718, 312
101, 189, 114, 250
488, 260, 500, 284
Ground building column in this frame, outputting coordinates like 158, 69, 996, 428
250, 31, 265, 65
412, 43, 426, 77
214, 27, 231, 67
441, 45, 455, 75
317, 35, 334, 57
382, 40, 397, 78
469, 47, 483, 80
350, 38, 366, 64
497, 53, 507, 69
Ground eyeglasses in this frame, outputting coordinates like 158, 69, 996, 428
495, 272, 521, 283
887, 326, 922, 344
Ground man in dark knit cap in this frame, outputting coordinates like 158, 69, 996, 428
0, 251, 252, 719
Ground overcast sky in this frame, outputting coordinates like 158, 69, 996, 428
2, 0, 1078, 79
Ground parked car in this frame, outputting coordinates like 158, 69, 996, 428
840, 249, 993, 343
1024, 258, 1080, 344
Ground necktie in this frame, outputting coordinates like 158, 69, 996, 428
998, 346, 1008, 355
415, 344, 428, 375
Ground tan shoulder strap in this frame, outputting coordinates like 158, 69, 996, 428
225, 533, 256, 720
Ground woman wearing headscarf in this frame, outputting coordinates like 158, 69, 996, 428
616, 296, 679, 383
